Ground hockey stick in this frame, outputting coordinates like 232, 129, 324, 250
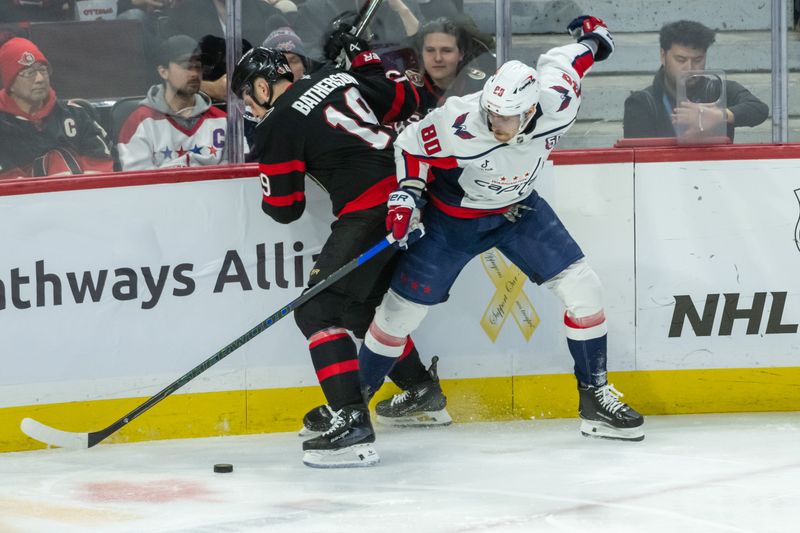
353, 0, 385, 41
333, 0, 385, 68
21, 235, 397, 449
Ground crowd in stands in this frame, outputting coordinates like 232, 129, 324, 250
0, 0, 782, 180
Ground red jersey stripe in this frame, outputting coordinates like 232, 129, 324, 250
572, 50, 594, 79
337, 175, 396, 217
259, 160, 306, 175
262, 190, 305, 206
428, 192, 511, 219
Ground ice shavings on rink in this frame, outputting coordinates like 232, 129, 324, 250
1, 412, 798, 533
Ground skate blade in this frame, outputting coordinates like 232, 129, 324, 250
302, 443, 380, 468
580, 419, 644, 442
376, 409, 453, 428
298, 426, 323, 438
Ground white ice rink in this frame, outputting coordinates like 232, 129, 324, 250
1, 412, 798, 533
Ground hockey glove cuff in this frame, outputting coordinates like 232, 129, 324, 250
387, 187, 425, 249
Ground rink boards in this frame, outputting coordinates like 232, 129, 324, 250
1, 146, 799, 452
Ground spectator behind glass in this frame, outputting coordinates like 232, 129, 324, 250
195, 35, 249, 104
0, 37, 112, 179
293, 0, 422, 60
262, 17, 313, 81
263, 0, 298, 15
162, 0, 280, 46
116, 35, 231, 171
623, 20, 768, 141
0, 0, 74, 22
162, 0, 281, 100
118, 0, 172, 22
414, 17, 493, 115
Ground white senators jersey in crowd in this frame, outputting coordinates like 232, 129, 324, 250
395, 43, 595, 217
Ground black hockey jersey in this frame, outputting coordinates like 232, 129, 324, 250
253, 51, 419, 223
0, 90, 112, 178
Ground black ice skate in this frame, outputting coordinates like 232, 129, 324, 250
298, 404, 334, 437
375, 356, 452, 427
302, 405, 379, 468
578, 383, 644, 441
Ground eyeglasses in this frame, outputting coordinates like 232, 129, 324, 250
17, 64, 51, 80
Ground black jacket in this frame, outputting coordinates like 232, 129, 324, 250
623, 67, 769, 141
0, 91, 112, 178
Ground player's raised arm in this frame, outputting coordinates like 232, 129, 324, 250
538, 15, 614, 83
325, 25, 420, 126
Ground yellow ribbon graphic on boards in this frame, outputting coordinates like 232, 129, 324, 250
480, 249, 540, 342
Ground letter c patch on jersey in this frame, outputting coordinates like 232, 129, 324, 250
63, 118, 77, 137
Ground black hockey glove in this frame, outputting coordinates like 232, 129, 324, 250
324, 23, 369, 62
568, 15, 615, 62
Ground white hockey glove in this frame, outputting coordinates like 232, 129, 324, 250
386, 187, 425, 249
568, 15, 614, 62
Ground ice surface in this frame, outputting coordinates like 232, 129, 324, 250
1, 413, 798, 532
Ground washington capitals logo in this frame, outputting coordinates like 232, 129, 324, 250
551, 85, 572, 112
452, 112, 475, 139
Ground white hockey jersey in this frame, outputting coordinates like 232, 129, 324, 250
117, 85, 228, 171
395, 42, 595, 216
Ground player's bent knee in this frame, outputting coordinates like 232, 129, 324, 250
364, 290, 429, 357
545, 258, 604, 318
294, 300, 328, 339
374, 289, 430, 336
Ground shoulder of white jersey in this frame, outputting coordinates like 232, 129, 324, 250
537, 66, 582, 119
406, 93, 496, 158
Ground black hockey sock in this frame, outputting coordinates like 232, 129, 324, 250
308, 328, 363, 410
387, 341, 429, 390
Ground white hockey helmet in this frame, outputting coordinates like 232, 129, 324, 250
480, 60, 540, 134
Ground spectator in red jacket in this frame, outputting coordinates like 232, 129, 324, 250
0, 37, 112, 179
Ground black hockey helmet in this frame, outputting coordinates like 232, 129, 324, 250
231, 47, 293, 104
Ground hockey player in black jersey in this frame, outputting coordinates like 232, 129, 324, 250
232, 34, 448, 467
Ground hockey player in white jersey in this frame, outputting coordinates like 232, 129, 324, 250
358, 15, 645, 443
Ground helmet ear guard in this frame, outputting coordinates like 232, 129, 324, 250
480, 60, 540, 135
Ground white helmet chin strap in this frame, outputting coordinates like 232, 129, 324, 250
518, 106, 537, 134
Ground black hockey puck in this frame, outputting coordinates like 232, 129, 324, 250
213, 463, 233, 473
